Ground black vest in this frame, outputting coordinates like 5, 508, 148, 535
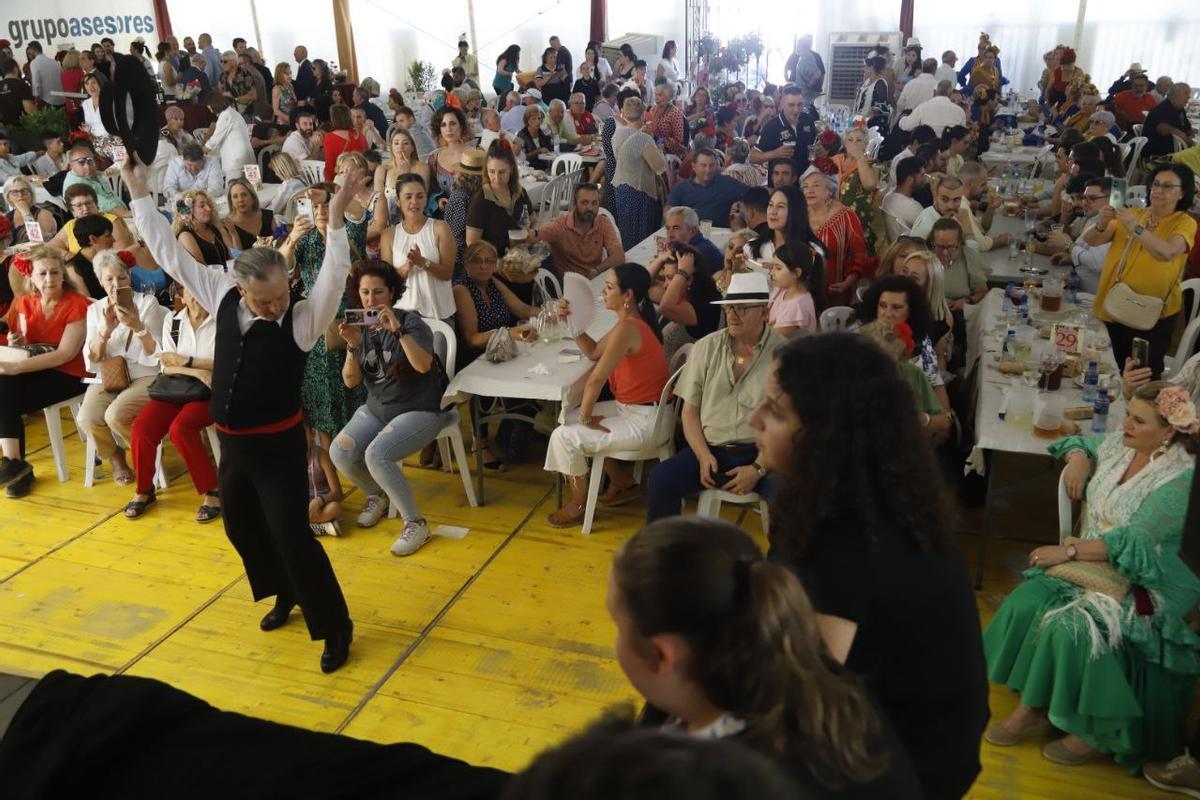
209, 289, 308, 429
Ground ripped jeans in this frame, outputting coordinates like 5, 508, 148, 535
329, 405, 457, 522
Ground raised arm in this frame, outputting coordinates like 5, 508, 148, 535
292, 164, 365, 350
122, 155, 232, 314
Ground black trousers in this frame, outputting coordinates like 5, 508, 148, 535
218, 423, 349, 640
1105, 313, 1178, 379
0, 370, 83, 458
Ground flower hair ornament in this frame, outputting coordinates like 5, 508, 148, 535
117, 250, 137, 267
1156, 385, 1200, 435
11, 252, 33, 278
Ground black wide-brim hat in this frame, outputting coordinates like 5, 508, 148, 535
99, 54, 160, 165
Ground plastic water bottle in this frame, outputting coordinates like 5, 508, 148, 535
1066, 267, 1080, 306
1001, 328, 1017, 363
1002, 282, 1015, 316
1092, 389, 1110, 433
552, 133, 560, 154
1082, 361, 1099, 403
1018, 292, 1030, 324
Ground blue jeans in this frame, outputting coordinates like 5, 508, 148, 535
646, 444, 775, 522
330, 405, 457, 521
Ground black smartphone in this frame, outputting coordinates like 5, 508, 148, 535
710, 468, 732, 487
1132, 337, 1150, 370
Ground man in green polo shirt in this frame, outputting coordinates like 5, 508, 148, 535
645, 272, 785, 521
62, 142, 130, 218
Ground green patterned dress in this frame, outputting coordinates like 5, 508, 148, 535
833, 153, 882, 258
295, 219, 367, 435
984, 433, 1200, 769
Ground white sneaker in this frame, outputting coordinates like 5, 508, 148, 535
390, 518, 432, 557
357, 495, 389, 528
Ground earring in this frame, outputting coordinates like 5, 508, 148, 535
623, 300, 631, 310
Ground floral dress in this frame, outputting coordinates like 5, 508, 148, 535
295, 218, 367, 435
984, 433, 1200, 769
832, 153, 881, 257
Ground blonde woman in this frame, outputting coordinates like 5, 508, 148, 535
380, 128, 432, 222
265, 151, 310, 223
3, 176, 58, 245
78, 250, 166, 486
895, 250, 959, 402
272, 62, 296, 127
173, 190, 236, 266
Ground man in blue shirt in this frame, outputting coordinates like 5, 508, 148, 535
750, 84, 816, 176
665, 206, 723, 276
666, 148, 745, 224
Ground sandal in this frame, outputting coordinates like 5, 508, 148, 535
598, 483, 640, 507
124, 489, 157, 519
547, 503, 586, 528
196, 492, 221, 524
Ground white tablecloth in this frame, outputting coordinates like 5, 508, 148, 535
980, 144, 1044, 169
965, 287, 1124, 474
624, 226, 734, 267
979, 211, 1056, 286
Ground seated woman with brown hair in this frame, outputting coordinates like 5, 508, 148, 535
174, 189, 237, 266
0, 247, 90, 498
985, 382, 1200, 770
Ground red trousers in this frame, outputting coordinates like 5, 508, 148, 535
130, 399, 218, 496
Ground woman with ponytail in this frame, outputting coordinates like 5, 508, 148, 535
750, 333, 988, 800
543, 264, 668, 527
609, 516, 923, 799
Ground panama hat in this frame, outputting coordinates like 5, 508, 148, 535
712, 272, 771, 305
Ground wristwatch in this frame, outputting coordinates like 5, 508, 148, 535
1065, 543, 1078, 561
1133, 224, 1146, 237
751, 462, 767, 479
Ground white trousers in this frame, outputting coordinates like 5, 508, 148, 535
543, 400, 658, 477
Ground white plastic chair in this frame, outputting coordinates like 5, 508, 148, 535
1126, 185, 1148, 207
819, 305, 856, 332
1164, 316, 1200, 380
538, 172, 574, 218
388, 317, 477, 514
1125, 136, 1148, 180
1131, 124, 1143, 138
696, 489, 770, 534
597, 207, 617, 229
534, 268, 562, 301
101, 173, 126, 204
580, 365, 686, 534
257, 143, 281, 174
300, 159, 326, 185
549, 152, 583, 178
664, 154, 681, 189
1182, 278, 1200, 331
668, 342, 693, 376
42, 395, 86, 482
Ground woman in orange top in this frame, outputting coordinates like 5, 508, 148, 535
321, 103, 367, 181
0, 247, 90, 498
544, 264, 669, 527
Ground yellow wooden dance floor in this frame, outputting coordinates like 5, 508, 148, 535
0, 409, 1169, 798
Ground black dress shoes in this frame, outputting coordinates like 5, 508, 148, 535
320, 620, 353, 674
259, 598, 295, 631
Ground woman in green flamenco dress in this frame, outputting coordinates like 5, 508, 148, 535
984, 381, 1200, 769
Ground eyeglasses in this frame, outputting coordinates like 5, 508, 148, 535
1150, 181, 1182, 191
932, 243, 959, 252
70, 201, 97, 210
7, 187, 31, 195
725, 304, 765, 317
1081, 193, 1106, 202
72, 157, 96, 165
468, 257, 499, 265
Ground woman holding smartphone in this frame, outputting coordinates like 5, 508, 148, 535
77, 251, 167, 486
329, 260, 457, 555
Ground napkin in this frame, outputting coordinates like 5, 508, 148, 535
527, 362, 551, 375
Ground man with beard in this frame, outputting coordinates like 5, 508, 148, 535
535, 183, 625, 278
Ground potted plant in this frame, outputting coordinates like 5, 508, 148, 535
7, 106, 68, 152
406, 60, 437, 95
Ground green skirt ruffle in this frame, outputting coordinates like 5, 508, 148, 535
983, 574, 1197, 769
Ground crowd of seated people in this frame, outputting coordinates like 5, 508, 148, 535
2, 28, 1200, 798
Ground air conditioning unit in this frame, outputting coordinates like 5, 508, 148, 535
826, 32, 902, 107
603, 33, 663, 71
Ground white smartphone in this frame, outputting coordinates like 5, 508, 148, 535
344, 308, 381, 326
295, 197, 313, 223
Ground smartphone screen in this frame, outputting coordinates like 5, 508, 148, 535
1132, 337, 1150, 370
1109, 178, 1127, 209
116, 286, 137, 315
343, 308, 367, 326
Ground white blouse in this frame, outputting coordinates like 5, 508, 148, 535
83, 292, 166, 382
83, 98, 110, 138
160, 307, 216, 361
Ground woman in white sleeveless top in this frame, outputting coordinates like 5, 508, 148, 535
380, 174, 457, 323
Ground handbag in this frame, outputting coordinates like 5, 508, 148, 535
98, 331, 135, 393
484, 326, 519, 363
1101, 233, 1181, 331
146, 317, 212, 405
1044, 560, 1130, 601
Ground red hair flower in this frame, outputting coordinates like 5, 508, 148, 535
117, 250, 137, 267
894, 322, 915, 355
12, 253, 33, 278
